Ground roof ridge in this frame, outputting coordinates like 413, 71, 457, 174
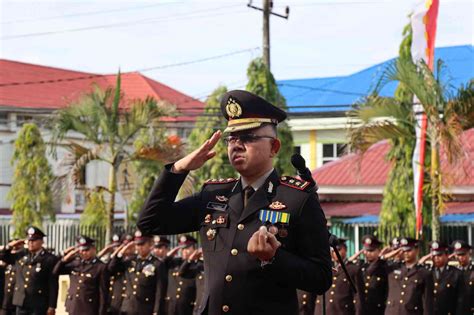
0, 58, 97, 76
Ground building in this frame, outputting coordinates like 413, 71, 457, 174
0, 59, 204, 219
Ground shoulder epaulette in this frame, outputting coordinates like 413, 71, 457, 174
279, 176, 310, 191
204, 178, 238, 185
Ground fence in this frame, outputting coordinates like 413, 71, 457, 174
0, 222, 200, 254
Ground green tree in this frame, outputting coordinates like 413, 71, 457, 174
246, 57, 295, 175
8, 123, 54, 237
349, 22, 473, 240
51, 73, 179, 241
187, 86, 236, 187
80, 189, 107, 226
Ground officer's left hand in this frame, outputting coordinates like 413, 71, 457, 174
247, 226, 281, 261
46, 307, 55, 315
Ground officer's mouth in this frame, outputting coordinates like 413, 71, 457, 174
232, 154, 245, 163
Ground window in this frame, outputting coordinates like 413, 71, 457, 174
16, 115, 33, 126
322, 143, 347, 164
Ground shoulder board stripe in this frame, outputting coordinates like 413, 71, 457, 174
204, 178, 238, 185
280, 176, 310, 191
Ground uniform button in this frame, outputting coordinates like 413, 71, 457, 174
25, 278, 29, 282
225, 275, 233, 282
231, 249, 238, 256
237, 224, 244, 230
133, 291, 137, 295
134, 278, 139, 282
434, 282, 438, 286
133, 285, 137, 289
388, 301, 391, 305
303, 294, 307, 298
402, 284, 406, 288
145, 297, 149, 302
333, 276, 337, 281
198, 275, 203, 280
302, 301, 307, 305
433, 290, 437, 294
89, 298, 92, 302
365, 282, 369, 287
329, 299, 333, 303
222, 305, 230, 312
24, 285, 28, 288
38, 290, 42, 294
79, 280, 82, 283
176, 294, 180, 299
112, 296, 115, 299
177, 288, 181, 292
400, 300, 403, 304
332, 284, 336, 288
179, 281, 183, 285
330, 291, 334, 295
401, 292, 405, 296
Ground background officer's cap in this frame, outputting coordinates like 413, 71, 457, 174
121, 233, 134, 244
26, 226, 46, 241
76, 235, 95, 250
133, 230, 152, 245
400, 237, 419, 251
335, 237, 348, 250
429, 240, 449, 256
220, 90, 287, 133
178, 235, 197, 248
451, 240, 471, 254
154, 236, 171, 248
362, 235, 382, 251
391, 237, 401, 249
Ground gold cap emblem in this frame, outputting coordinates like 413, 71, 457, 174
225, 97, 242, 118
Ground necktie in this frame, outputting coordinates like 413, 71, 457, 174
243, 186, 255, 208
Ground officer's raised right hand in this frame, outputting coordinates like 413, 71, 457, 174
172, 130, 221, 173
62, 248, 79, 262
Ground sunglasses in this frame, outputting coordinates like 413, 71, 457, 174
223, 134, 275, 146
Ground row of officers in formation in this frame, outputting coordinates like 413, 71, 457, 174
297, 235, 473, 315
0, 226, 472, 315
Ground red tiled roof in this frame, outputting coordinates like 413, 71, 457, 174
321, 201, 474, 217
313, 128, 474, 187
0, 59, 204, 122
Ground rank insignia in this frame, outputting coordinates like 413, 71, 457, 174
204, 214, 212, 224
258, 209, 290, 224
269, 201, 287, 210
215, 195, 228, 202
206, 228, 217, 241
280, 176, 310, 190
216, 215, 226, 224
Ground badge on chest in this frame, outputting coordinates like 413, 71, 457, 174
258, 208, 290, 238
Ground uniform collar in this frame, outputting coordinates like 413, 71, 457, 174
240, 168, 274, 191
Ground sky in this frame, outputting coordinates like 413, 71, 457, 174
0, 0, 472, 100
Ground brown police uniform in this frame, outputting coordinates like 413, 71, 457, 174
385, 264, 434, 315
107, 267, 126, 315
0, 262, 15, 315
452, 240, 474, 315
176, 257, 205, 315
53, 236, 109, 315
427, 241, 464, 315
0, 227, 59, 315
297, 290, 315, 315
315, 261, 361, 315
137, 90, 332, 315
108, 253, 165, 315
164, 257, 197, 315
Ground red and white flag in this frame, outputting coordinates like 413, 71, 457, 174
410, 0, 440, 238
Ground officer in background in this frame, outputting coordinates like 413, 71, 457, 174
138, 89, 332, 315
108, 230, 165, 315
426, 241, 464, 315
315, 238, 360, 315
98, 233, 122, 264
53, 235, 109, 315
176, 247, 204, 315
452, 240, 473, 314
107, 234, 135, 315
354, 235, 388, 315
165, 235, 198, 315
0, 227, 59, 315
296, 289, 315, 315
152, 236, 171, 262
0, 239, 23, 315
384, 237, 433, 315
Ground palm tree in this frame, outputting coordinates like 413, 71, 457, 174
50, 73, 183, 241
349, 56, 473, 240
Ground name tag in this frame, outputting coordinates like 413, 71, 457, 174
206, 202, 228, 212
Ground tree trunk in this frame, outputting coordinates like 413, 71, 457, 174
430, 137, 441, 240
106, 164, 117, 243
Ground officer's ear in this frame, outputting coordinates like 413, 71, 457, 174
270, 138, 281, 157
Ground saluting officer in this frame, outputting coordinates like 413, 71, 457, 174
355, 235, 388, 315
315, 238, 361, 315
153, 236, 171, 262
53, 235, 109, 315
108, 230, 165, 315
175, 247, 205, 315
384, 237, 433, 315
0, 240, 21, 315
451, 240, 473, 315
165, 235, 198, 315
107, 234, 134, 315
0, 227, 59, 315
427, 241, 464, 315
138, 89, 331, 315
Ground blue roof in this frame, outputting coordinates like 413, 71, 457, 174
343, 213, 474, 224
278, 45, 474, 113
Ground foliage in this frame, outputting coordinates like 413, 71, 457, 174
8, 123, 54, 237
50, 72, 180, 240
187, 86, 237, 187
246, 57, 295, 176
80, 190, 107, 227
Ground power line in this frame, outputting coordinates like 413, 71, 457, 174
1, 4, 243, 40
277, 83, 367, 96
1, 2, 184, 25
0, 48, 258, 87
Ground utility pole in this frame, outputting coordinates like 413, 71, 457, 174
248, 0, 289, 70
